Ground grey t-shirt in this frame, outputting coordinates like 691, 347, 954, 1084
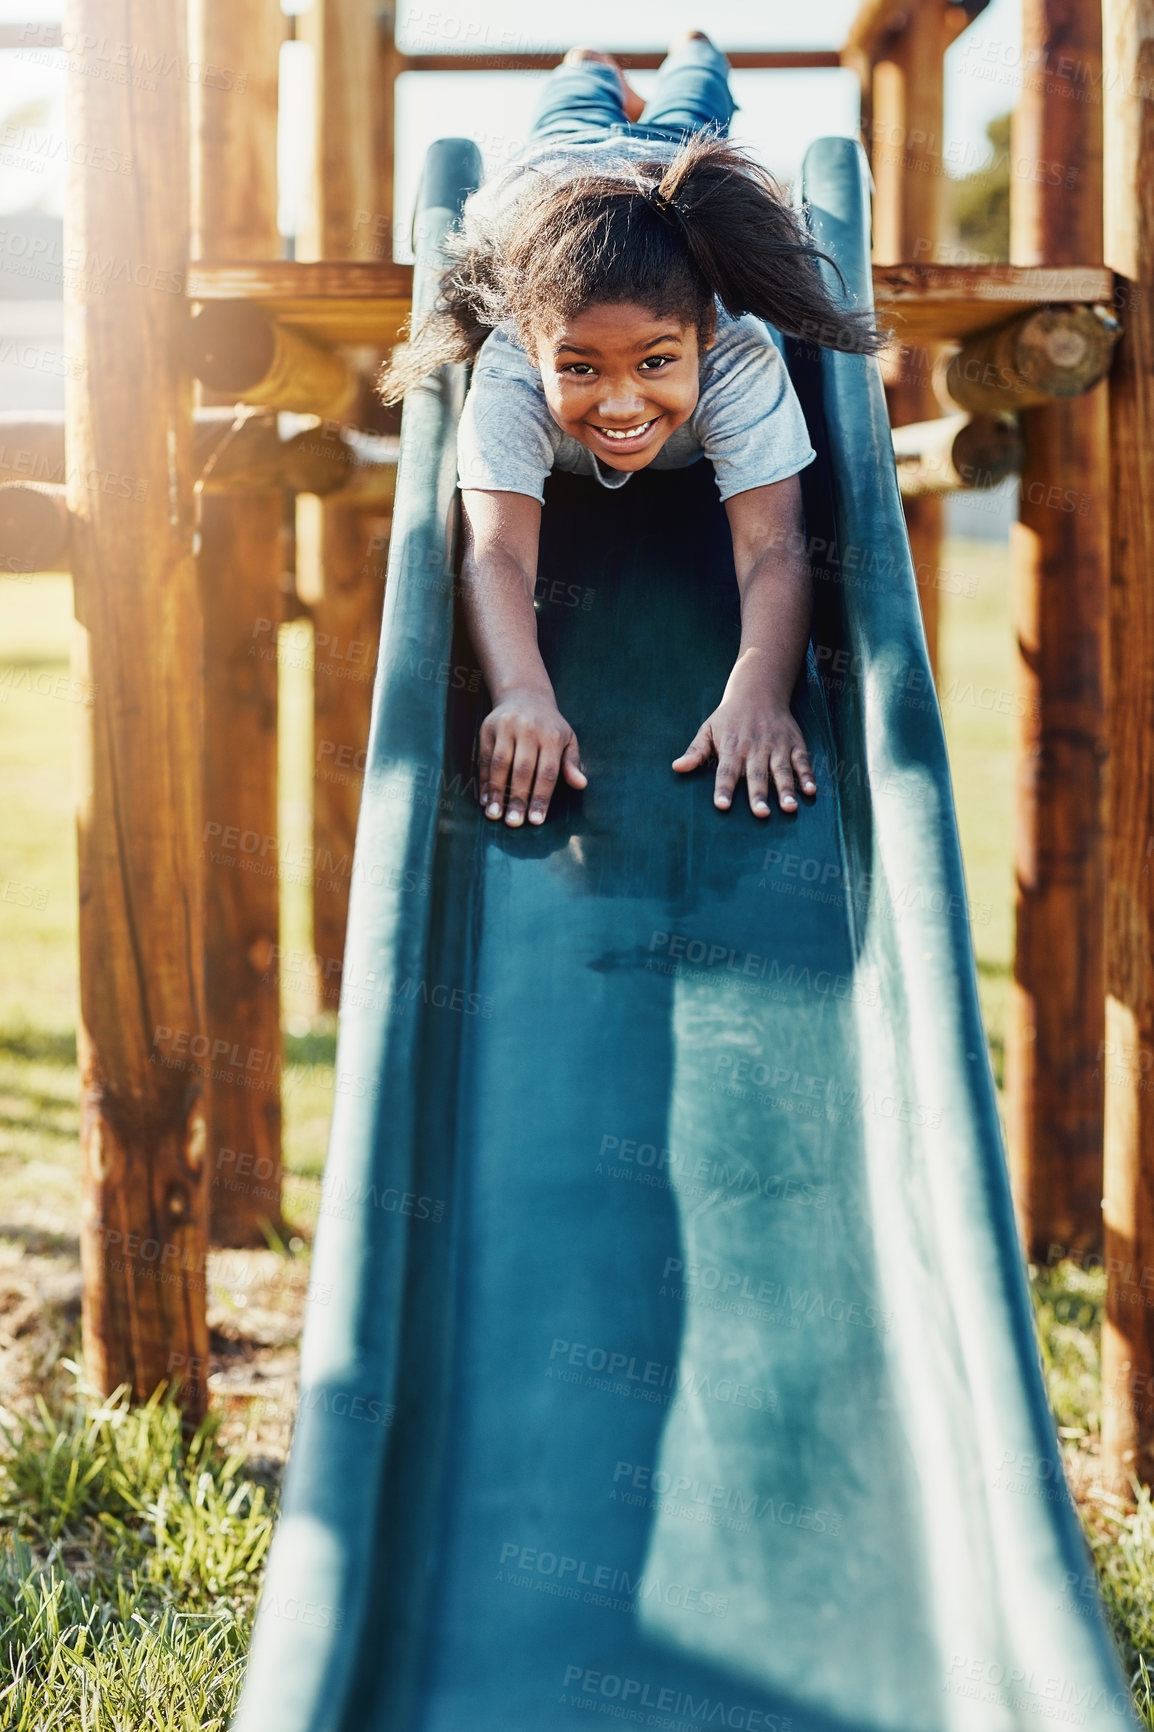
454, 138, 817, 504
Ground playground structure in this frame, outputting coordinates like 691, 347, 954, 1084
1, 0, 1151, 1520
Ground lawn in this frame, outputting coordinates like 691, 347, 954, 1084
1, 544, 1151, 1727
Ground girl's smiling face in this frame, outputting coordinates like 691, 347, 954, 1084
531, 300, 713, 470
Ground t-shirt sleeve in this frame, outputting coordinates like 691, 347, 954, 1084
694, 318, 817, 502
456, 330, 557, 504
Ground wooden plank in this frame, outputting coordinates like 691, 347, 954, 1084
68, 0, 209, 1419
1101, 0, 1154, 1495
874, 264, 1115, 341
195, 0, 287, 1250
184, 259, 1113, 350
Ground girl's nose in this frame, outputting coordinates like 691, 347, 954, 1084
596, 390, 646, 418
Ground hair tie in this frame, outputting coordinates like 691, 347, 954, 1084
645, 185, 693, 243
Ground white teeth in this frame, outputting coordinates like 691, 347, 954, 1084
596, 420, 653, 441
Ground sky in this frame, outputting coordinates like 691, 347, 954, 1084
0, 0, 1023, 252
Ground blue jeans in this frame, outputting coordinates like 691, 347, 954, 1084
527, 37, 736, 146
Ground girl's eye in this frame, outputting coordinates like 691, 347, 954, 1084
562, 363, 595, 376
640, 355, 674, 370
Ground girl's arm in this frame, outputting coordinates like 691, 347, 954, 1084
460, 488, 587, 827
673, 472, 818, 816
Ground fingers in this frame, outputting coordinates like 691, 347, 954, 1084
768, 739, 798, 813
672, 725, 714, 774
529, 735, 585, 824
792, 744, 817, 798
478, 721, 510, 821
699, 728, 819, 819
712, 735, 743, 811
502, 735, 540, 827
480, 716, 586, 827
561, 737, 587, 790
745, 750, 772, 819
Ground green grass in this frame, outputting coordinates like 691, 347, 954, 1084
937, 537, 1017, 1094
3, 543, 1154, 1725
0, 1377, 272, 1731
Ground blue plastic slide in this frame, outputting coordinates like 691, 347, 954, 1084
230, 136, 1140, 1732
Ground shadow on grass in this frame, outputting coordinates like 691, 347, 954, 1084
0, 1223, 79, 1260
0, 1028, 77, 1068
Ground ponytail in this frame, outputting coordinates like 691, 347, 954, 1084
379, 133, 886, 403
644, 135, 884, 358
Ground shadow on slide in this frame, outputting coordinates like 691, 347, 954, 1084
231, 137, 1139, 1732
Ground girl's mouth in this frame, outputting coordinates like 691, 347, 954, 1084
587, 416, 660, 454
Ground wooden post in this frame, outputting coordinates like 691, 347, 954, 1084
1101, 0, 1154, 1493
68, 0, 209, 1416
1006, 0, 1109, 1265
194, 0, 287, 1247
867, 4, 948, 676
298, 0, 392, 1012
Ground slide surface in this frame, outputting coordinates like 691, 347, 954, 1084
232, 137, 1139, 1732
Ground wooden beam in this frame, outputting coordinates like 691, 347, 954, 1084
299, 0, 391, 1015
68, 0, 209, 1420
867, 1, 950, 675
1005, 0, 1109, 1270
182, 258, 1115, 351
1101, 0, 1154, 1495
843, 0, 987, 64
891, 412, 1021, 495
401, 50, 843, 72
195, 0, 288, 1250
943, 305, 1119, 414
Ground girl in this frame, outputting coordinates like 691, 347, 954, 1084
381, 32, 883, 828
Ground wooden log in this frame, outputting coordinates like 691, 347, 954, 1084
68, 0, 209, 1419
1101, 0, 1154, 1495
299, 0, 391, 1013
189, 300, 358, 417
0, 481, 69, 572
944, 304, 1120, 414
196, 410, 398, 502
0, 409, 397, 504
195, 0, 287, 1250
892, 412, 1021, 495
1006, 0, 1110, 1273
0, 411, 67, 488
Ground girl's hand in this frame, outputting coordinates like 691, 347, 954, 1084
672, 695, 817, 817
479, 688, 587, 827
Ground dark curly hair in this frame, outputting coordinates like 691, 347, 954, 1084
379, 133, 887, 402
